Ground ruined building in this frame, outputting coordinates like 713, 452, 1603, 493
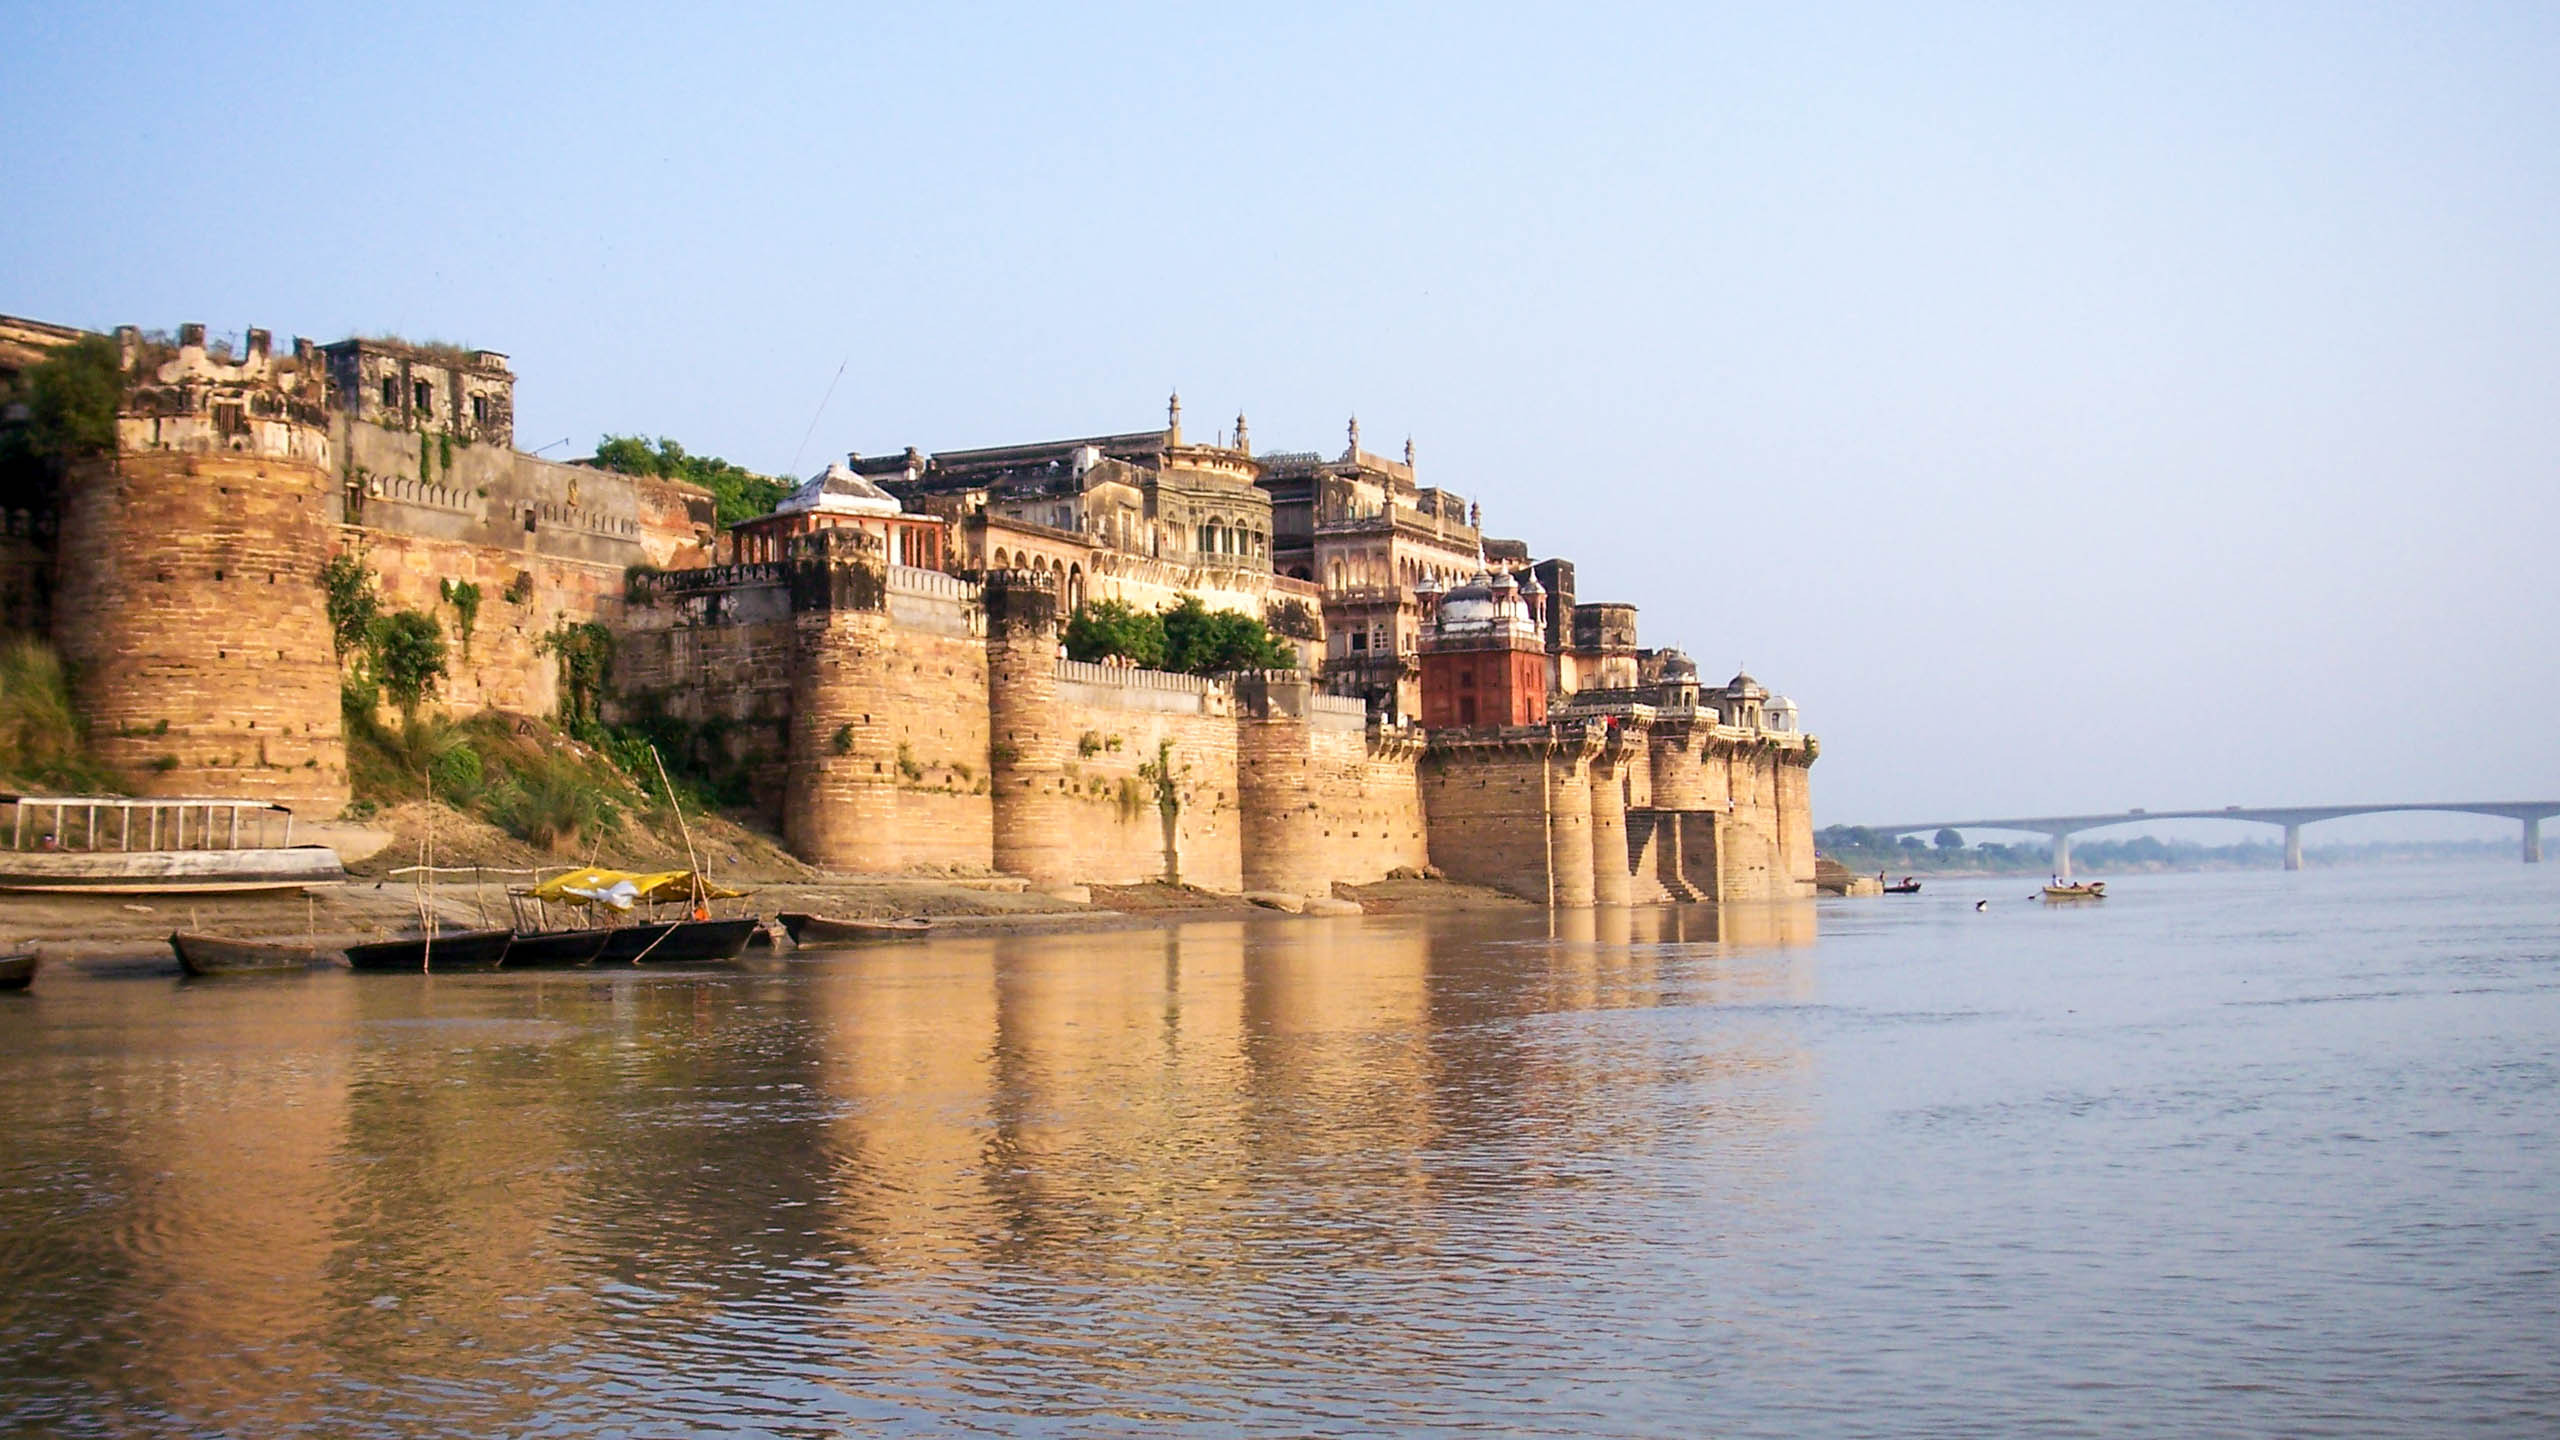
0, 313, 1817, 902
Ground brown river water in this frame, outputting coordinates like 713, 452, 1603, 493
2, 863, 2555, 1436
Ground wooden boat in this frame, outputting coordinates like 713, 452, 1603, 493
169, 933, 319, 977
2042, 881, 2107, 900
0, 845, 346, 894
502, 927, 614, 967
0, 951, 36, 991
0, 795, 343, 894
1882, 879, 1922, 895
599, 916, 760, 964
344, 928, 514, 972
777, 912, 933, 945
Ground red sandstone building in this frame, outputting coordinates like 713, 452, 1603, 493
1417, 568, 1549, 728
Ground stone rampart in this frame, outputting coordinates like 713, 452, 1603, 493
1051, 672, 1241, 891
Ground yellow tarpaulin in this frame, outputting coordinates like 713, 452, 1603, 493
525, 868, 744, 910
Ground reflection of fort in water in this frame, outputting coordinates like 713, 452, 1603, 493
25, 907, 1814, 1421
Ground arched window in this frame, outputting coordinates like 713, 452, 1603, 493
992, 548, 1010, 569
1329, 559, 1346, 591
1067, 564, 1084, 611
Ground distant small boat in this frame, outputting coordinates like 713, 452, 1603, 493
169, 933, 319, 976
344, 928, 514, 972
1883, 879, 1922, 895
777, 912, 932, 945
0, 951, 36, 991
2043, 881, 2107, 900
502, 928, 614, 967
599, 916, 760, 964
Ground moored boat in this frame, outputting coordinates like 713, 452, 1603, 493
0, 951, 36, 991
344, 928, 515, 972
600, 916, 760, 964
502, 927, 614, 967
2042, 881, 2107, 900
169, 933, 321, 976
777, 912, 932, 945
0, 796, 343, 894
1882, 879, 1922, 895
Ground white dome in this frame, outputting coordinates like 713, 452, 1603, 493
775, 462, 901, 518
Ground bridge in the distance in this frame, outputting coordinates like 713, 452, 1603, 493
1863, 801, 2558, 875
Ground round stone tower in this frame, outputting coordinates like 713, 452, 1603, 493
782, 531, 899, 870
1232, 672, 1328, 898
52, 325, 347, 812
983, 570, 1077, 896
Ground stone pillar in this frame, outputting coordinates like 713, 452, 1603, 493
2283, 823, 2304, 872
984, 570, 1077, 897
783, 532, 898, 870
1589, 736, 1631, 905
1546, 741, 1595, 907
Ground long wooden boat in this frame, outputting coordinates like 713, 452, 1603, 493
0, 846, 346, 894
1882, 880, 1922, 895
2042, 881, 2107, 900
503, 927, 614, 967
778, 912, 933, 945
0, 952, 36, 991
344, 928, 514, 972
169, 933, 320, 976
599, 917, 760, 964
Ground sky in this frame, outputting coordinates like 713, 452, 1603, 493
4, 2, 2554, 837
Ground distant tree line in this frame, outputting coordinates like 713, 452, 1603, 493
1818, 826, 2286, 874
1816, 826, 2518, 874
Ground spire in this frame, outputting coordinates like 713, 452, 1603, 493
1234, 411, 1249, 455
1167, 389, 1182, 445
1404, 436, 1415, 470
1346, 414, 1360, 461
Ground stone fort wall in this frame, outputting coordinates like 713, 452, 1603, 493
613, 538, 1421, 894
1423, 722, 1818, 905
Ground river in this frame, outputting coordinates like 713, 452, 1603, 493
2, 862, 2554, 1436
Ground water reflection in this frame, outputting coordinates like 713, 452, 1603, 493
0, 904, 1817, 1435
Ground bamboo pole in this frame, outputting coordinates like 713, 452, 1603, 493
649, 745, 707, 910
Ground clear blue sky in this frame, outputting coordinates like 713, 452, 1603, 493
6, 2, 2554, 832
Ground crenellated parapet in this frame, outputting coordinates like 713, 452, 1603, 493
113, 323, 331, 465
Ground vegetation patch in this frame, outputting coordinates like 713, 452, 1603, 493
590, 435, 793, 529
1063, 594, 1297, 674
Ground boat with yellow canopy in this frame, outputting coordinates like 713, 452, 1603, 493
513, 868, 758, 964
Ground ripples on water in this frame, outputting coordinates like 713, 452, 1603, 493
1, 864, 2554, 1436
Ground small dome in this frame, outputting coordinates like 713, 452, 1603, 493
1489, 569, 1518, 593
775, 462, 901, 518
1658, 649, 1698, 681
1415, 572, 1444, 596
